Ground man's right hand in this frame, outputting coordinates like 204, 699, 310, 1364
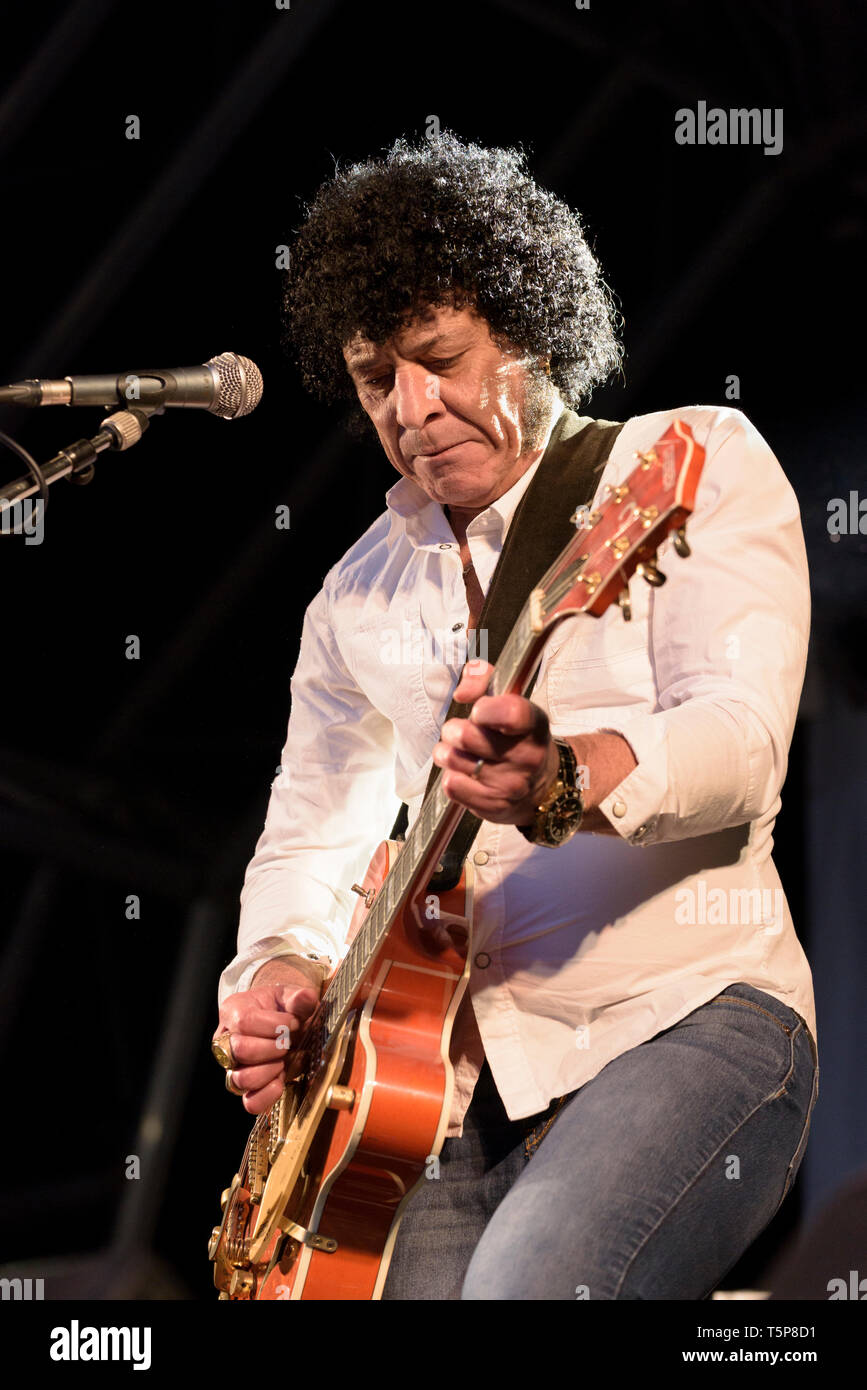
214, 957, 325, 1115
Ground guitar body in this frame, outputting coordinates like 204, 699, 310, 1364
211, 841, 473, 1300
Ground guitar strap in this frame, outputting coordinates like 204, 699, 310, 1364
389, 407, 626, 891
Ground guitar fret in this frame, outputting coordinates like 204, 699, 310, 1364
404, 832, 421, 876
363, 918, 376, 963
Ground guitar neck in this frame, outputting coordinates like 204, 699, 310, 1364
319, 591, 550, 1039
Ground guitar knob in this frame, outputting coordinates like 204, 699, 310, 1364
673, 527, 691, 558
636, 561, 666, 587
326, 1085, 356, 1111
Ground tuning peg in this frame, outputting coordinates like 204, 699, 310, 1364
570, 505, 600, 529
618, 589, 632, 621
636, 560, 666, 587
673, 527, 691, 558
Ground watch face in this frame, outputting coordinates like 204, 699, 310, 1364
542, 789, 584, 845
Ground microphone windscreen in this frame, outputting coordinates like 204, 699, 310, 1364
208, 353, 264, 418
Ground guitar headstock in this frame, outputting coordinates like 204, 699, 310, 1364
530, 418, 706, 628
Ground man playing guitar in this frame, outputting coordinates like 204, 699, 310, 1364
212, 133, 817, 1300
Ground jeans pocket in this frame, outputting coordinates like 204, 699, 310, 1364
707, 988, 798, 1043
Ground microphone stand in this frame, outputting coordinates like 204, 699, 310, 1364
0, 404, 163, 516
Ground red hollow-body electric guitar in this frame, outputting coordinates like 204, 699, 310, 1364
209, 420, 707, 1299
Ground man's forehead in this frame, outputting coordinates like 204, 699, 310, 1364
342, 305, 483, 365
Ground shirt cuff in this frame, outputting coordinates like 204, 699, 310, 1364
593, 716, 669, 846
217, 929, 335, 1006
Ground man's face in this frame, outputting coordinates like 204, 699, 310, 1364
342, 304, 554, 511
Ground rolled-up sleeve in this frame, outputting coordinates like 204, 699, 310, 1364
595, 408, 810, 845
217, 574, 400, 1005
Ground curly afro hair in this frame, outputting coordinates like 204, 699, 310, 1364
282, 132, 623, 418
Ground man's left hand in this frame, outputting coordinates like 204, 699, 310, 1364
431, 658, 558, 824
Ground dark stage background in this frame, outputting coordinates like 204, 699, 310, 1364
0, 0, 865, 1300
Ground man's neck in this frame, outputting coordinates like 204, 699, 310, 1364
445, 450, 540, 546
444, 503, 476, 549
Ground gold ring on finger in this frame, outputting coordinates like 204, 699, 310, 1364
225, 1070, 244, 1097
212, 1031, 236, 1070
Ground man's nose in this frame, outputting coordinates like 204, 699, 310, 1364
393, 363, 445, 431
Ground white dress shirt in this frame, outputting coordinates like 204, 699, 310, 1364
218, 403, 815, 1136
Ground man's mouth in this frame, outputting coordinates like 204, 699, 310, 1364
415, 440, 469, 459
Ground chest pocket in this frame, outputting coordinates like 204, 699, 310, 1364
339, 600, 445, 742
536, 609, 656, 729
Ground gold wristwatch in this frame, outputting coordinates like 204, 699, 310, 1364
517, 740, 584, 847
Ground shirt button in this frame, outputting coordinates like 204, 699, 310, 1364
612, 800, 627, 818
452, 622, 464, 632
474, 952, 491, 969
438, 542, 453, 550
473, 850, 489, 866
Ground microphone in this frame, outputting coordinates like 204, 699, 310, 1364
0, 352, 263, 419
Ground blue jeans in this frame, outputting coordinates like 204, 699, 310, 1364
381, 983, 819, 1300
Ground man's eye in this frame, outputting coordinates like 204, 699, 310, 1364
427, 356, 457, 371
364, 374, 391, 392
